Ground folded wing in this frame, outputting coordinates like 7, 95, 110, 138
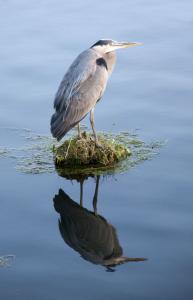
51, 49, 108, 141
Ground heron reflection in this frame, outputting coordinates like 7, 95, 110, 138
53, 176, 146, 271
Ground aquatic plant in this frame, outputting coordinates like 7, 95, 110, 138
0, 255, 15, 267
0, 147, 10, 157
55, 131, 163, 178
54, 132, 131, 167
0, 127, 164, 176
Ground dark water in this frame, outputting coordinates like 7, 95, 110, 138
1, 0, 193, 299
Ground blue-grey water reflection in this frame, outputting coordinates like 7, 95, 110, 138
1, 0, 193, 299
53, 176, 146, 271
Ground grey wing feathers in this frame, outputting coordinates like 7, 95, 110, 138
51, 49, 108, 141
53, 50, 96, 112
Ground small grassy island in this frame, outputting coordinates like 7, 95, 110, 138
54, 132, 131, 168
0, 128, 162, 175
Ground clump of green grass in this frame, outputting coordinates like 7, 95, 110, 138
0, 127, 164, 175
54, 132, 131, 167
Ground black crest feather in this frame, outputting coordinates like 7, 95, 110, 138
91, 39, 112, 48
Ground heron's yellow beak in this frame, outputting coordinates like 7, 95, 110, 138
112, 41, 142, 49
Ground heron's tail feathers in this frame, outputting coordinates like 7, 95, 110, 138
50, 112, 69, 141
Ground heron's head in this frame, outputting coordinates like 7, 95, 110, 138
91, 39, 142, 53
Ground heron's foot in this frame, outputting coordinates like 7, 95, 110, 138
90, 135, 103, 148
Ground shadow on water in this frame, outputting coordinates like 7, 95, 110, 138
53, 175, 147, 272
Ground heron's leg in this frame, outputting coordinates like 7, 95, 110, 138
80, 180, 83, 207
77, 122, 82, 139
93, 175, 100, 215
90, 108, 100, 147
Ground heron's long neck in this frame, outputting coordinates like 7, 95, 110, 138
105, 51, 116, 76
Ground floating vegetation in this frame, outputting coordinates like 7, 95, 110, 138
0, 255, 15, 267
0, 147, 10, 157
0, 127, 55, 174
0, 127, 164, 176
56, 131, 164, 178
55, 132, 131, 167
16, 134, 55, 174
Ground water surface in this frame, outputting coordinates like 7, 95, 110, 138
1, 0, 193, 299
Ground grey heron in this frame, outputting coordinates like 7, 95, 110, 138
51, 39, 141, 146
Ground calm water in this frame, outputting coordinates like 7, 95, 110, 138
1, 0, 193, 299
